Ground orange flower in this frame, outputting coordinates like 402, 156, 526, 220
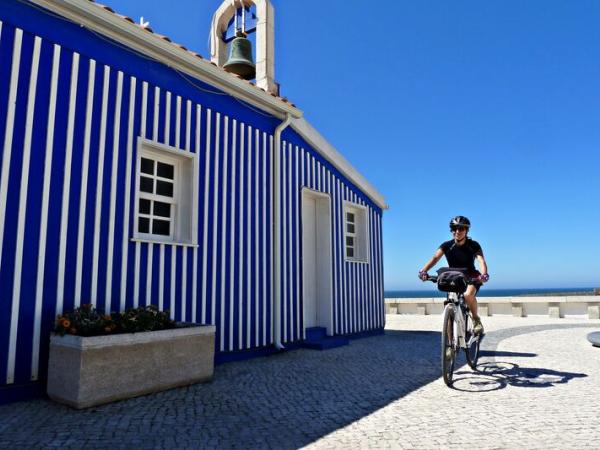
61, 319, 71, 329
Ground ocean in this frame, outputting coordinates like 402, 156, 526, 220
385, 287, 597, 298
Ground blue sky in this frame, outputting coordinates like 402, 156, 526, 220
105, 0, 600, 290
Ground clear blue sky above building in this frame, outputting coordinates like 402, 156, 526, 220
105, 0, 600, 290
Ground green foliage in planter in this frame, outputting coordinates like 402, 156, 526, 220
55, 304, 176, 337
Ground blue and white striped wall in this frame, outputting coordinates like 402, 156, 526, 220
0, 0, 384, 389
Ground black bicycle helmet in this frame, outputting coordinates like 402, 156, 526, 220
449, 216, 471, 229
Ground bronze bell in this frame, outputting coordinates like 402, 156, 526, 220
223, 32, 256, 80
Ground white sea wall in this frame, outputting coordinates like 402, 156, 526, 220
385, 296, 600, 319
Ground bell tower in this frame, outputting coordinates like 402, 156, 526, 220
210, 0, 277, 95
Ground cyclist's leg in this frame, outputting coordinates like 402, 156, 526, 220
465, 284, 484, 334
464, 285, 479, 318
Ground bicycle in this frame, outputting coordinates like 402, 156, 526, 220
425, 269, 483, 386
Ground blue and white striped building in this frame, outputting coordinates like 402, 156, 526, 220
0, 0, 387, 400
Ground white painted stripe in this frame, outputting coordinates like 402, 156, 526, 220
185, 100, 192, 152
159, 244, 165, 311
170, 246, 176, 320
229, 119, 237, 350
201, 109, 211, 324
301, 147, 306, 339
328, 171, 334, 333
146, 243, 153, 306
238, 122, 244, 349
182, 248, 187, 322
119, 76, 137, 312
286, 142, 292, 340
262, 132, 267, 346
104, 71, 123, 314
316, 161, 321, 191
282, 141, 288, 342
312, 156, 315, 189
255, 129, 260, 346
220, 116, 229, 351
246, 125, 252, 347
211, 112, 220, 326
55, 52, 80, 318
175, 95, 181, 148
164, 91, 171, 145
74, 59, 96, 307
152, 86, 159, 140
377, 213, 384, 327
8, 36, 42, 384
267, 135, 273, 344
0, 29, 22, 281
133, 81, 148, 308
333, 176, 339, 334
90, 65, 111, 307
146, 87, 160, 307
295, 145, 300, 339
370, 208, 376, 329
192, 104, 200, 322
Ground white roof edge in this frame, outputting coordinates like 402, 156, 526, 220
291, 117, 388, 210
30, 0, 302, 120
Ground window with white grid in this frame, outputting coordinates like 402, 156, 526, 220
134, 139, 197, 245
344, 202, 369, 262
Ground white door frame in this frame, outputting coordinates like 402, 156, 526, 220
301, 188, 333, 336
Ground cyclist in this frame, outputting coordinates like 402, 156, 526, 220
418, 216, 489, 335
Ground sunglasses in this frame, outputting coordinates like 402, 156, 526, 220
450, 226, 468, 232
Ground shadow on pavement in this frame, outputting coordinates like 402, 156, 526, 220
0, 331, 445, 450
451, 361, 587, 392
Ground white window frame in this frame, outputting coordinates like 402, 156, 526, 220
343, 201, 369, 263
133, 138, 198, 246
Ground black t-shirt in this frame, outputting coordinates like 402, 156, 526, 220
439, 238, 483, 272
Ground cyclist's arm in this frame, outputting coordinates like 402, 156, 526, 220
476, 253, 488, 277
421, 248, 444, 273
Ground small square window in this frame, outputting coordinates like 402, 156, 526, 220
153, 201, 171, 218
140, 177, 154, 193
157, 162, 174, 180
141, 158, 154, 175
134, 138, 197, 245
156, 180, 173, 197
344, 203, 368, 262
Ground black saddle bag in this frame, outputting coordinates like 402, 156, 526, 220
436, 269, 468, 293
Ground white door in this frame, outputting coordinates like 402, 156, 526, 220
302, 195, 318, 327
302, 189, 333, 333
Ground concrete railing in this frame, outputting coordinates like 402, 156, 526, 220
385, 296, 600, 319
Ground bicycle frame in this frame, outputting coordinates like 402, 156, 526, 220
444, 292, 469, 348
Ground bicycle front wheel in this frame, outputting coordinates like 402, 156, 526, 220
441, 305, 456, 386
465, 313, 480, 369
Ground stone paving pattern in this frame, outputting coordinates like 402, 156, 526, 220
0, 315, 599, 449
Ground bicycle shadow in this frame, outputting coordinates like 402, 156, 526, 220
451, 357, 587, 392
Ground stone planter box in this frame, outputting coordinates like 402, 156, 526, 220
47, 324, 215, 409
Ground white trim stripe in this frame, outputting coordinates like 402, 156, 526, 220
104, 70, 123, 313
8, 36, 42, 384
201, 108, 211, 324
229, 119, 236, 350
90, 65, 110, 307
120, 76, 137, 311
0, 28, 23, 283
220, 115, 229, 351
55, 52, 79, 318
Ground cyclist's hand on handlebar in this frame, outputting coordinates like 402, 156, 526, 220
479, 273, 490, 283
418, 270, 428, 281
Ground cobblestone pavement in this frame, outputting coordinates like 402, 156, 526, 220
0, 315, 599, 449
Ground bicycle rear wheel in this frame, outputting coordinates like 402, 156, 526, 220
465, 313, 480, 369
441, 305, 456, 386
